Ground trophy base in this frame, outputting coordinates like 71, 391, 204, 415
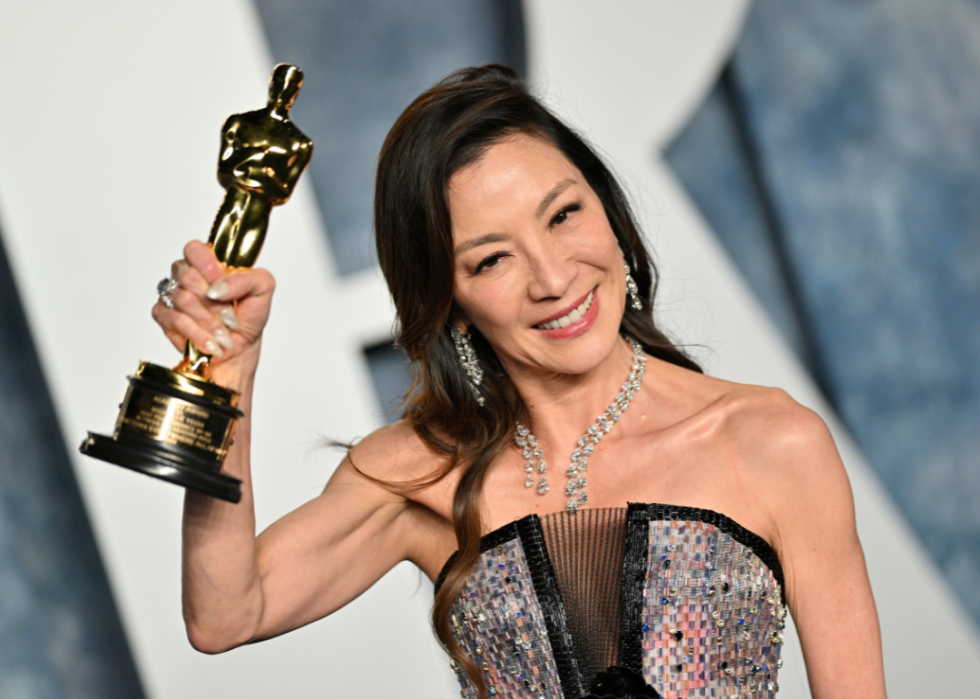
80, 360, 245, 503
81, 432, 243, 503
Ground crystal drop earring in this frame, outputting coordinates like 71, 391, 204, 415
451, 326, 485, 406
624, 262, 643, 310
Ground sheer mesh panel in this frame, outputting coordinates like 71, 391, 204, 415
541, 508, 627, 688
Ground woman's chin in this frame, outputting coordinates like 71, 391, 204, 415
524, 328, 627, 377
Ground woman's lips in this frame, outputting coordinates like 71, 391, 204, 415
534, 288, 594, 327
534, 287, 600, 340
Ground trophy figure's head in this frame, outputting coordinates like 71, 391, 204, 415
269, 63, 304, 111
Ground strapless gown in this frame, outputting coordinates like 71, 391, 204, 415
435, 504, 787, 699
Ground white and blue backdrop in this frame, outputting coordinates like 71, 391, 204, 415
0, 2, 978, 697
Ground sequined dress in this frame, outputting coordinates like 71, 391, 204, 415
435, 504, 787, 699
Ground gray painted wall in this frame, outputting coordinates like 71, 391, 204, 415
0, 226, 144, 697
666, 0, 980, 629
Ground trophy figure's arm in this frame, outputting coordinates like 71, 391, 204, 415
219, 149, 283, 196
233, 153, 293, 201
277, 138, 313, 202
222, 144, 311, 203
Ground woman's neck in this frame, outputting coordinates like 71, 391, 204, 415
506, 335, 640, 450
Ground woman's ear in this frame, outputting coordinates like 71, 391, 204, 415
450, 302, 472, 331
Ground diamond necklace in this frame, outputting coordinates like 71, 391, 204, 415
515, 337, 647, 513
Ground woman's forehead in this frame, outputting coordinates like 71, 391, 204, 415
448, 135, 580, 211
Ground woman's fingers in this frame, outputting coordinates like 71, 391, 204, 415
151, 301, 188, 352
174, 257, 206, 294
175, 286, 238, 352
152, 291, 233, 358
153, 240, 275, 365
155, 256, 238, 358
170, 240, 275, 305
204, 267, 276, 304
169, 258, 186, 280
183, 240, 225, 284
171, 257, 240, 333
204, 269, 275, 347
218, 307, 240, 330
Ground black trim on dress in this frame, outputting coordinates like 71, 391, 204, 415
434, 515, 585, 698
516, 516, 586, 699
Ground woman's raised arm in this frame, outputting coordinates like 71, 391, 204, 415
179, 426, 424, 654
153, 241, 432, 654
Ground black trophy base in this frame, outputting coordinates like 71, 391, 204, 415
81, 432, 242, 503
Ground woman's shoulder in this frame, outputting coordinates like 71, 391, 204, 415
335, 421, 459, 520
712, 380, 821, 430
699, 379, 834, 462
324, 420, 457, 573
343, 419, 449, 485
659, 359, 825, 447
666, 376, 854, 559
641, 358, 835, 467
661, 364, 841, 482
694, 379, 851, 522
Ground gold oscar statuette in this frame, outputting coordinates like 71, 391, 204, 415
80, 64, 314, 503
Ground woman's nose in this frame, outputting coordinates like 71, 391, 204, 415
526, 247, 577, 301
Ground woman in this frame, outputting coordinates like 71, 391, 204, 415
154, 65, 886, 698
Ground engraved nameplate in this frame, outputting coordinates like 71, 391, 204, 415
116, 385, 234, 463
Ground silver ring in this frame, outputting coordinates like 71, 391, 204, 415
157, 277, 178, 309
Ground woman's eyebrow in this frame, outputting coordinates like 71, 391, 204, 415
453, 179, 577, 257
455, 232, 510, 257
535, 178, 576, 218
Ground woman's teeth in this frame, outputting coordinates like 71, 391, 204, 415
536, 290, 594, 330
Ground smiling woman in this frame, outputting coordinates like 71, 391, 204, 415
156, 65, 886, 699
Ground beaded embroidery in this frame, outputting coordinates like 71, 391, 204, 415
438, 504, 786, 699
634, 517, 785, 697
448, 536, 566, 699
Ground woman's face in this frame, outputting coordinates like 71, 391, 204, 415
449, 134, 627, 379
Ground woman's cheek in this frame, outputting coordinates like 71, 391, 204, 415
470, 280, 522, 327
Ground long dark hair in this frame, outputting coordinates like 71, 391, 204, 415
374, 64, 701, 697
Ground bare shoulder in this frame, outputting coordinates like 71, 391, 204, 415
328, 419, 455, 511
716, 383, 832, 454
654, 361, 838, 476
706, 382, 855, 546
330, 419, 443, 485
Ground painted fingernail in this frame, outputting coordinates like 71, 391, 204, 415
214, 328, 234, 350
219, 308, 239, 330
204, 340, 224, 358
206, 280, 230, 300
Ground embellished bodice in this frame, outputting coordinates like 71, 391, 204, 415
435, 504, 787, 699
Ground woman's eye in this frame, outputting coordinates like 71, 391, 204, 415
475, 252, 508, 274
550, 202, 582, 226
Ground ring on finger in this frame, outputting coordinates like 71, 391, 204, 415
157, 277, 178, 309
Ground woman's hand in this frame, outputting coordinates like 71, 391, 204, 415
151, 240, 275, 385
